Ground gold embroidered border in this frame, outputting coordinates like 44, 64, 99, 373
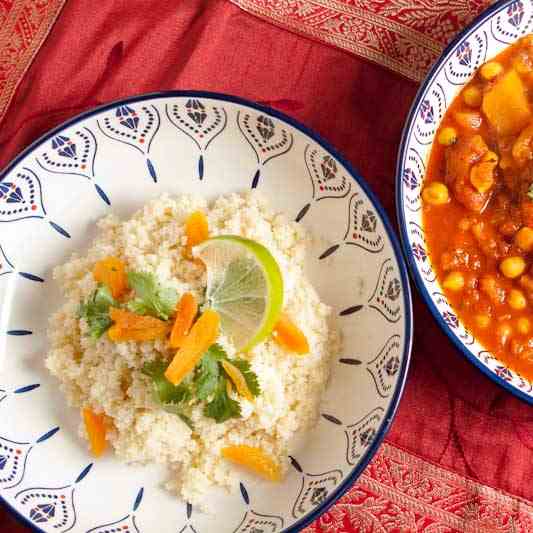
0, 0, 68, 124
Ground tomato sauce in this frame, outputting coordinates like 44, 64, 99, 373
423, 35, 533, 380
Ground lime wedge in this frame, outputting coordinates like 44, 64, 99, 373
194, 236, 284, 351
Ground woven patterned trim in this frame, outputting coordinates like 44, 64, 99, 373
230, 0, 492, 81
0, 0, 67, 124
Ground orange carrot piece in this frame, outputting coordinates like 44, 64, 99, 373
169, 293, 198, 349
221, 445, 281, 481
165, 309, 220, 385
222, 360, 254, 401
184, 211, 209, 256
108, 308, 169, 342
82, 407, 107, 458
272, 313, 310, 355
93, 256, 128, 299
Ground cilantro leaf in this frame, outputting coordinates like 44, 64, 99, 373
178, 413, 195, 431
141, 360, 192, 406
528, 183, 533, 201
229, 358, 261, 398
195, 344, 227, 400
127, 271, 178, 320
78, 285, 118, 339
203, 379, 241, 423
161, 403, 195, 431
195, 344, 241, 422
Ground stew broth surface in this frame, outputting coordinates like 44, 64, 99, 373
424, 36, 533, 380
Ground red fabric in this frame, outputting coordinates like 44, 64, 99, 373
0, 0, 67, 122
229, 0, 491, 82
1, 0, 533, 531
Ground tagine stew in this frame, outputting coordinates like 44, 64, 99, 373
423, 35, 533, 380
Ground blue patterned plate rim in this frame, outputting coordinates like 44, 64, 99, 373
0, 90, 413, 532
395, 0, 533, 405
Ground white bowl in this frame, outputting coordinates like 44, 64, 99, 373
0, 92, 412, 532
397, 0, 533, 403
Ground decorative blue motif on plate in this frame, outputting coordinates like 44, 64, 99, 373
289, 458, 342, 519
166, 99, 227, 180
15, 463, 92, 532
295, 144, 352, 222
0, 167, 70, 237
97, 105, 161, 182
0, 428, 58, 490
87, 488, 143, 533
237, 110, 294, 188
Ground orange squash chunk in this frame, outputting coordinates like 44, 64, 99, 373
108, 308, 169, 342
82, 407, 107, 458
222, 360, 254, 401
169, 293, 198, 349
482, 69, 532, 136
272, 313, 310, 354
93, 256, 128, 299
184, 211, 209, 257
165, 309, 220, 385
221, 445, 281, 481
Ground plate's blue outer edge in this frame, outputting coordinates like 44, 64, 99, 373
0, 89, 414, 533
395, 0, 533, 405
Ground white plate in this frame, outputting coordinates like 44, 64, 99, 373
0, 92, 412, 532
397, 0, 533, 403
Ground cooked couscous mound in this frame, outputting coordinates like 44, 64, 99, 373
46, 192, 339, 506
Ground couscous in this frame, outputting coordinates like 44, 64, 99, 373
46, 192, 340, 506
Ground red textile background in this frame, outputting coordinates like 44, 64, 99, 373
1, 0, 533, 531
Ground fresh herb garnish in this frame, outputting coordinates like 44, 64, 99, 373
141, 360, 193, 428
142, 360, 192, 405
78, 285, 118, 339
196, 345, 241, 423
141, 344, 260, 426
194, 344, 259, 423
226, 358, 261, 398
528, 183, 533, 201
195, 344, 227, 400
203, 378, 242, 423
127, 271, 178, 320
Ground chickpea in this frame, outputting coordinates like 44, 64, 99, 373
480, 61, 504, 81
517, 317, 531, 335
500, 256, 526, 279
515, 227, 533, 252
442, 271, 465, 292
496, 322, 513, 346
422, 182, 449, 206
463, 86, 482, 107
482, 151, 499, 164
438, 127, 458, 146
508, 289, 527, 310
474, 314, 491, 329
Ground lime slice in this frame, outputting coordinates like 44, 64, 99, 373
194, 236, 284, 351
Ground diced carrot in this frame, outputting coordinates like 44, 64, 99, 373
165, 309, 220, 385
169, 293, 198, 349
272, 313, 310, 354
108, 308, 169, 342
222, 360, 254, 401
184, 211, 209, 257
221, 445, 281, 481
93, 256, 128, 299
82, 407, 107, 458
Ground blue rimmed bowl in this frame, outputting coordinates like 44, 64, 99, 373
397, 0, 533, 403
0, 92, 412, 532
